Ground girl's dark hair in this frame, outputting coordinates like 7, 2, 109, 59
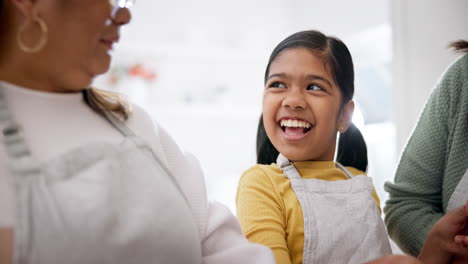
257, 30, 368, 172
257, 115, 279, 166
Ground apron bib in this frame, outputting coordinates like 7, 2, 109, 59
447, 169, 468, 212
0, 87, 202, 264
276, 154, 392, 264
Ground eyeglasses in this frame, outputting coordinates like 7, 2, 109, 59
109, 0, 135, 9
109, 0, 135, 19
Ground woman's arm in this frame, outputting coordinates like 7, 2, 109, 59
384, 55, 468, 256
384, 73, 453, 255
146, 119, 274, 264
236, 167, 291, 264
179, 151, 275, 264
201, 201, 275, 264
0, 228, 13, 264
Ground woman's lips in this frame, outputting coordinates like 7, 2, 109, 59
100, 37, 119, 50
100, 40, 114, 50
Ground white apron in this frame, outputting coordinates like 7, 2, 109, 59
0, 88, 202, 264
276, 154, 392, 264
447, 169, 468, 212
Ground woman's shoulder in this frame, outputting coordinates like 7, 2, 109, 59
125, 105, 177, 166
439, 53, 468, 91
452, 53, 468, 69
125, 105, 210, 226
126, 105, 183, 152
431, 53, 468, 118
126, 104, 161, 139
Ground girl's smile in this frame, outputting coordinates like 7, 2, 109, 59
278, 117, 313, 141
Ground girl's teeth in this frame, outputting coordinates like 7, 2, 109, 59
281, 119, 311, 128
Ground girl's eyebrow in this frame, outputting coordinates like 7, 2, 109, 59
267, 73, 333, 88
267, 73, 287, 80
305, 74, 333, 88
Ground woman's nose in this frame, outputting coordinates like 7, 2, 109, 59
111, 7, 132, 26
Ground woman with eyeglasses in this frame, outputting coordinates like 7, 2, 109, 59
0, 0, 274, 263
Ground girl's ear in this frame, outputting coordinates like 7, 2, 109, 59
338, 100, 355, 133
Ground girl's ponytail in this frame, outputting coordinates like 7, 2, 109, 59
256, 115, 279, 165
336, 123, 368, 172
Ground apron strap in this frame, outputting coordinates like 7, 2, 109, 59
276, 153, 302, 179
0, 87, 41, 176
335, 163, 354, 179
101, 110, 136, 138
100, 104, 192, 211
0, 85, 39, 264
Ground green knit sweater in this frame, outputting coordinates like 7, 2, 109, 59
384, 54, 468, 256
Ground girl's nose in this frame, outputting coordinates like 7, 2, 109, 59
282, 89, 307, 110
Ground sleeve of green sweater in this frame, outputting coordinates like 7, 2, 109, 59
384, 63, 457, 256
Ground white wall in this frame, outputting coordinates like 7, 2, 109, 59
392, 0, 468, 153
93, 1, 394, 213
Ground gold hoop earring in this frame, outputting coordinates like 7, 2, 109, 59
17, 16, 48, 53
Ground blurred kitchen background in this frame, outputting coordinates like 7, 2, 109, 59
94, 0, 468, 245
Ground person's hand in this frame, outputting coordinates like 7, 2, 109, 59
454, 234, 468, 245
366, 255, 422, 264
418, 201, 468, 264
454, 217, 468, 247
452, 256, 468, 264
452, 225, 468, 264
452, 228, 468, 264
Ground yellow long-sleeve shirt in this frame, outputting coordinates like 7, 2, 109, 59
236, 161, 381, 264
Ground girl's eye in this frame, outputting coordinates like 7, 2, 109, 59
270, 82, 286, 88
307, 84, 323, 91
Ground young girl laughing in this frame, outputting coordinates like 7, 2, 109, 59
236, 30, 392, 264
